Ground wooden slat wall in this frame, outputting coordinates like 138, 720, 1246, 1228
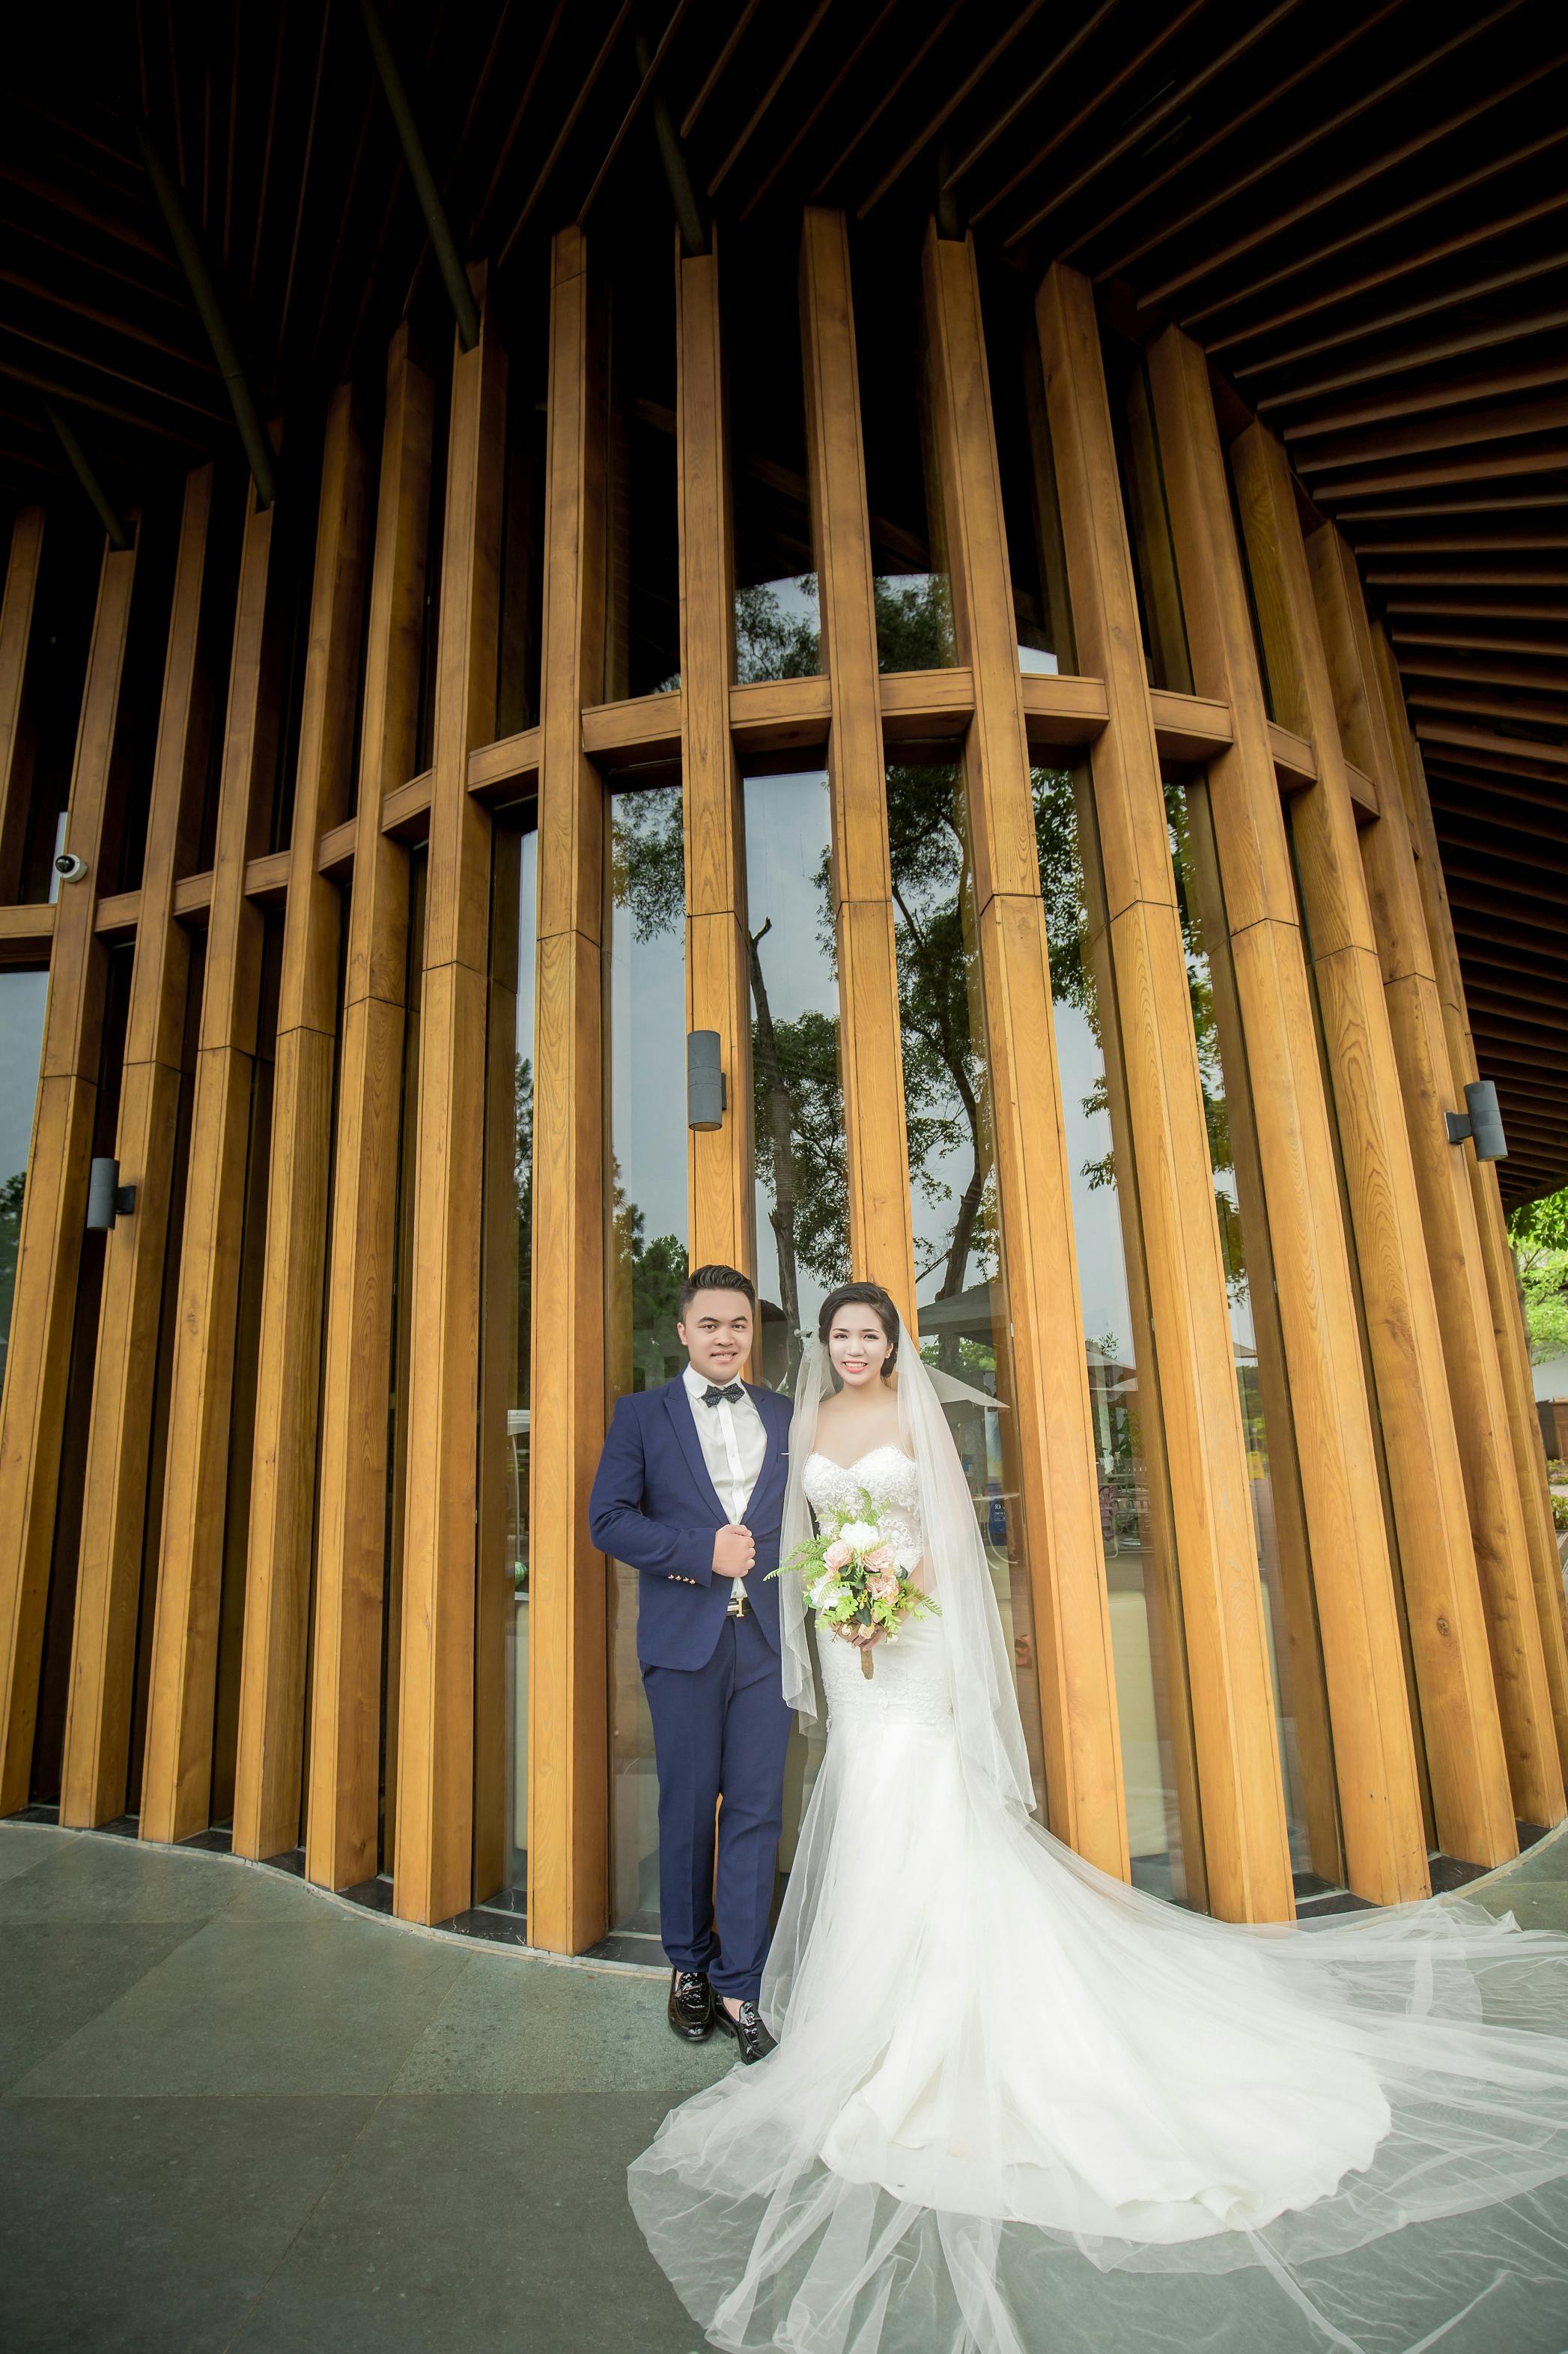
0, 509, 46, 904
140, 485, 278, 1845
678, 244, 754, 1278
394, 272, 505, 1926
528, 225, 610, 1954
1370, 622, 1568, 1785
920, 228, 1128, 1879
233, 387, 370, 1861
1036, 262, 1295, 1923
61, 470, 214, 1827
0, 527, 138, 1813
798, 209, 917, 1321
1146, 327, 1498, 1892
308, 329, 434, 1893
1310, 528, 1564, 1830
1231, 422, 1516, 1880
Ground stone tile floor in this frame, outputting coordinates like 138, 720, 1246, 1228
1, 1815, 1565, 2353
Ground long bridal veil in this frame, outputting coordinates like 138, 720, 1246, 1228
630, 1328, 1568, 2354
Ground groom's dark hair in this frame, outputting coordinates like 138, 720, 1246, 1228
678, 1263, 756, 1317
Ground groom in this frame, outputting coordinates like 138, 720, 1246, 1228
589, 1264, 794, 2064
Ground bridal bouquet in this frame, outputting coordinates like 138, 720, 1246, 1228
768, 1499, 940, 1679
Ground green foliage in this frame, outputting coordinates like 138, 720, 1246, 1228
0, 1165, 23, 1389
875, 573, 955, 673
1510, 1186, 1568, 1365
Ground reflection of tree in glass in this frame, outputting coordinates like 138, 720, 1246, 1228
874, 573, 955, 673
610, 789, 689, 1386
1164, 780, 1245, 1299
0, 1167, 23, 1388
514, 1055, 532, 1405
735, 580, 820, 684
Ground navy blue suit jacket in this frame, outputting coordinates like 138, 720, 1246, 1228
589, 1377, 793, 1671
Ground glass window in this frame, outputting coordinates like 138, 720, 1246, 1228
977, 256, 1075, 676
0, 970, 48, 1394
726, 223, 821, 685
888, 757, 1047, 1804
496, 294, 548, 738
1100, 329, 1193, 696
852, 234, 955, 676
743, 768, 846, 1384
381, 848, 428, 1875
478, 816, 536, 1920
4, 511, 100, 906
606, 778, 687, 1945
606, 225, 681, 701
1034, 762, 1206, 1905
1165, 771, 1346, 1894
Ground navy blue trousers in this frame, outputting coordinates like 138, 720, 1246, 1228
641, 1612, 794, 2001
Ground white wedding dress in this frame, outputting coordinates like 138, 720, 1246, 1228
628, 1340, 1568, 2354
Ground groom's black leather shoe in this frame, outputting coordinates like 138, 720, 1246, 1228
668, 1968, 716, 2042
715, 1999, 777, 2064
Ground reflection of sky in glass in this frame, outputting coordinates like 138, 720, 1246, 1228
610, 792, 687, 1255
0, 973, 48, 1180
1051, 996, 1134, 1353
743, 769, 838, 1338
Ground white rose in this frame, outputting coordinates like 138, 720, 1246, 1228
894, 1545, 921, 1575
837, 1520, 881, 1553
812, 1581, 849, 1613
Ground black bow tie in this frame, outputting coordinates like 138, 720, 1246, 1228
702, 1382, 744, 1407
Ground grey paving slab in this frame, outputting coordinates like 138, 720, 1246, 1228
392, 1948, 739, 2096
229, 2090, 702, 2354
9, 1911, 472, 2098
0, 2092, 378, 2354
0, 1834, 243, 1923
0, 1824, 74, 1882
0, 1920, 200, 2091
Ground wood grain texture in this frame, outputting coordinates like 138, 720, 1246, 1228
1147, 324, 1485, 1890
0, 531, 136, 1815
1232, 419, 1519, 1877
678, 246, 754, 1275
0, 509, 46, 905
1370, 619, 1568, 1784
922, 228, 1127, 1879
395, 268, 506, 1926
140, 490, 276, 1846
800, 208, 917, 1320
1311, 522, 1562, 1830
234, 386, 370, 1862
528, 225, 610, 1953
1038, 262, 1295, 1923
61, 469, 215, 1828
308, 327, 433, 1894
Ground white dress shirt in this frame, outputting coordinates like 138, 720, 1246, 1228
682, 1361, 768, 1602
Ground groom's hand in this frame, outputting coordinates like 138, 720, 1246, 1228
712, 1523, 755, 1578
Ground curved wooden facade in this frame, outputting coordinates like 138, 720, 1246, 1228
1, 7, 1565, 1948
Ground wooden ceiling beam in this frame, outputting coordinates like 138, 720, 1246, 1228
708, 0, 836, 199
1387, 598, 1568, 620
1357, 533, 1568, 556
1258, 302, 1568, 416
1340, 493, 1568, 523
849, 0, 1047, 221
1411, 686, 1568, 732
496, 0, 636, 266
680, 0, 764, 139
1397, 637, 1568, 669
1197, 130, 1568, 345
941, 0, 1116, 196
1423, 740, 1568, 787
810, 0, 964, 197
1239, 245, 1568, 382
1285, 354, 1568, 444
743, 0, 904, 219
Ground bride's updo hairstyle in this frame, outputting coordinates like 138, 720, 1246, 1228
817, 1281, 899, 1379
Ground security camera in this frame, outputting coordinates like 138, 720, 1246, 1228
54, 851, 88, 885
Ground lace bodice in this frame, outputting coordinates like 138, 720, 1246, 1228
801, 1446, 951, 1733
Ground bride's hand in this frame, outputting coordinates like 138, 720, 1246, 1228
837, 1623, 883, 1649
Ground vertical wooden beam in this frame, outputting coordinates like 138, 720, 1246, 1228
232, 387, 370, 1860
798, 208, 917, 1323
0, 527, 137, 1812
1310, 527, 1563, 1829
1147, 327, 1502, 1887
307, 328, 433, 1893
1036, 262, 1294, 1923
0, 509, 46, 903
1232, 421, 1519, 1884
61, 470, 215, 1827
1369, 618, 1568, 1786
393, 271, 505, 1926
920, 228, 1127, 1878
677, 240, 753, 1276
140, 486, 277, 1845
530, 225, 610, 1954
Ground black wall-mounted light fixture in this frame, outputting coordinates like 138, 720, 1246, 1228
1444, 1080, 1508, 1162
687, 1031, 726, 1132
85, 1157, 137, 1231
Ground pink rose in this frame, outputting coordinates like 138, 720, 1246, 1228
868, 1571, 899, 1601
865, 1546, 895, 1574
823, 1540, 851, 1571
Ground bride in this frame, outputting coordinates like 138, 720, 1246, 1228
628, 1281, 1568, 2353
